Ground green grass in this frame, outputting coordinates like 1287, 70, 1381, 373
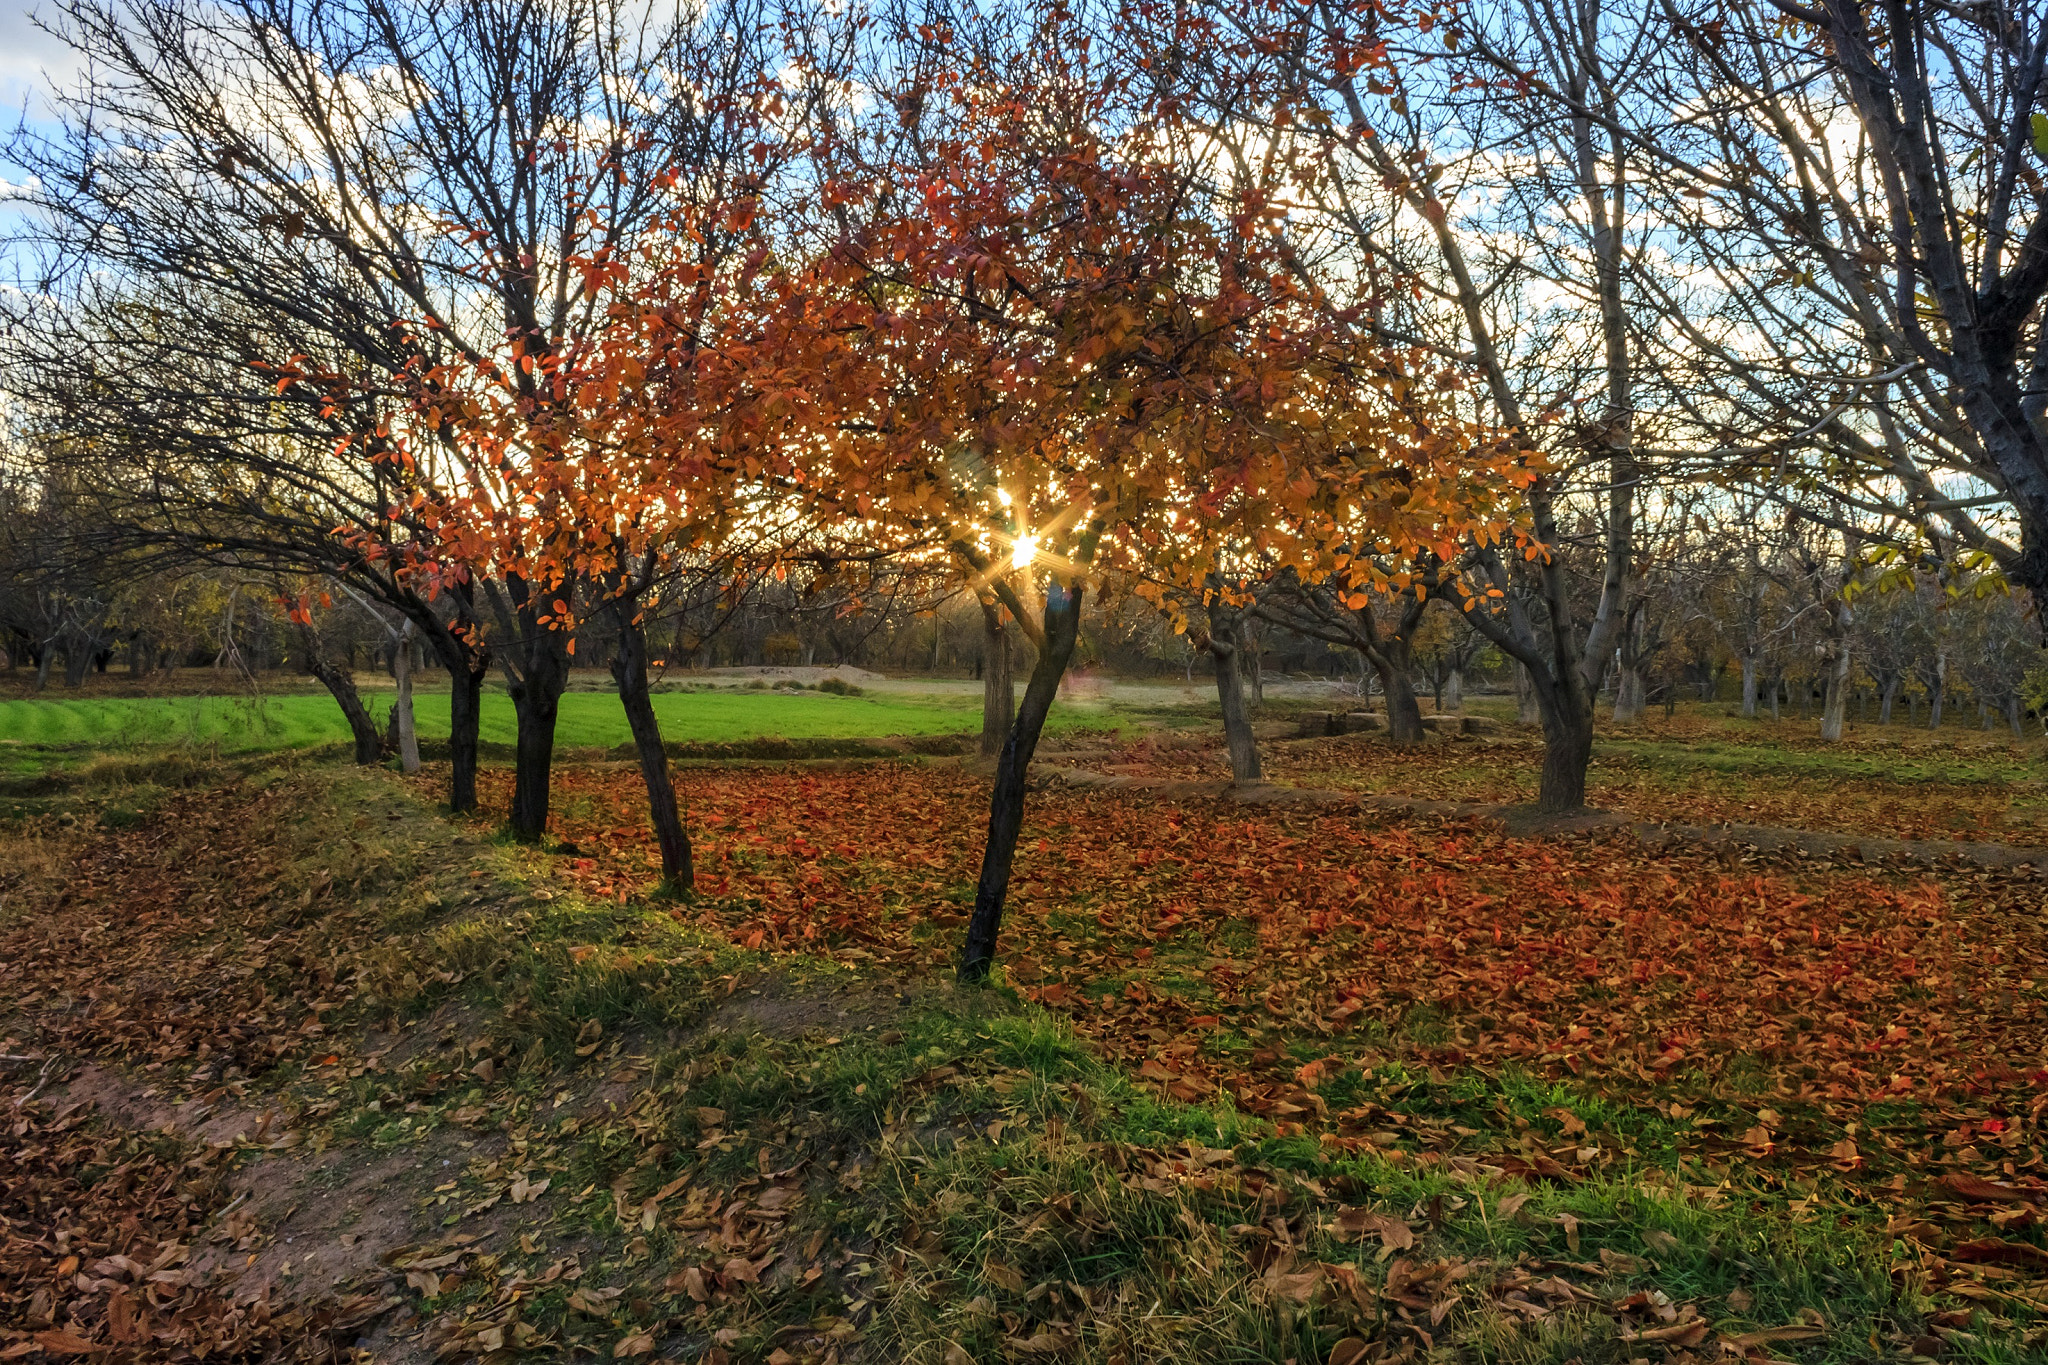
0, 687, 1122, 772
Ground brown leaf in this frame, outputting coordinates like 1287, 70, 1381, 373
1951, 1237, 2048, 1268
1722, 1325, 1824, 1348
1942, 1172, 2047, 1204
984, 1258, 1025, 1292
1333, 1208, 1413, 1249
33, 1330, 98, 1356
1327, 1340, 1371, 1365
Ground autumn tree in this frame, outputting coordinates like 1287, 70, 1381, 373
689, 3, 1533, 980
1140, 0, 1669, 811
3, 0, 814, 827
1643, 0, 2048, 611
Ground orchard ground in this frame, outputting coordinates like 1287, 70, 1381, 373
4, 672, 2048, 1364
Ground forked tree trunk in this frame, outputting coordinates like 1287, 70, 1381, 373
979, 599, 1014, 760
610, 599, 692, 889
960, 580, 1084, 984
1208, 602, 1262, 784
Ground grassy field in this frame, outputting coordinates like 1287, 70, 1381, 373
0, 685, 1127, 776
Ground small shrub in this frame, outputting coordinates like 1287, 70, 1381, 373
818, 677, 864, 696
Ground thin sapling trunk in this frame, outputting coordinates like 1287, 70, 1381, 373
960, 579, 1084, 984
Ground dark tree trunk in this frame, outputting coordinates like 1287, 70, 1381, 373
1531, 671, 1597, 813
1208, 601, 1262, 784
507, 641, 570, 843
422, 615, 488, 814
63, 635, 91, 687
979, 599, 1014, 760
610, 599, 692, 889
960, 580, 1084, 984
1370, 637, 1426, 745
301, 642, 383, 765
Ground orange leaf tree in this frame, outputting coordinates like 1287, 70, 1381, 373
686, 8, 1536, 980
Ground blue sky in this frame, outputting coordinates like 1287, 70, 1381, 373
0, 1, 80, 189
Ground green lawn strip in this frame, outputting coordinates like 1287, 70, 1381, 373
0, 689, 1140, 772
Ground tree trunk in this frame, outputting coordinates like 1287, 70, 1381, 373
1209, 603, 1262, 784
425, 623, 487, 814
1444, 666, 1464, 713
610, 600, 692, 889
1612, 663, 1646, 722
1513, 661, 1540, 724
960, 580, 1084, 984
1881, 677, 1899, 724
302, 646, 383, 765
1371, 636, 1426, 744
1768, 676, 1781, 721
2008, 694, 2025, 738
1820, 644, 1851, 742
1241, 621, 1264, 710
1740, 655, 1758, 718
63, 636, 91, 687
1530, 667, 1597, 813
391, 621, 420, 774
33, 640, 54, 691
979, 600, 1014, 760
508, 641, 570, 844
1929, 681, 1946, 730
